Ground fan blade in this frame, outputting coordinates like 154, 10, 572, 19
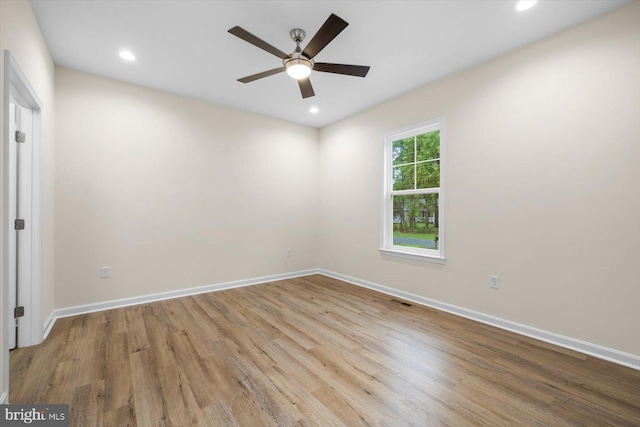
237, 67, 285, 83
302, 14, 348, 59
228, 26, 289, 60
298, 77, 315, 98
314, 63, 370, 77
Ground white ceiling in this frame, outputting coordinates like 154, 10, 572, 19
31, 0, 627, 128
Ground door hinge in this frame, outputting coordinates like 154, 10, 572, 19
15, 130, 26, 143
14, 306, 25, 318
15, 219, 25, 230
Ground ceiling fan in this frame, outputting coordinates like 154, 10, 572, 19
228, 14, 370, 99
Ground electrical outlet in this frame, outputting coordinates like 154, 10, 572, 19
286, 249, 292, 257
490, 275, 500, 289
100, 266, 110, 279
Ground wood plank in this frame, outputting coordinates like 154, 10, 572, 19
129, 350, 168, 426
140, 305, 180, 369
70, 380, 105, 427
103, 332, 133, 412
124, 306, 150, 354
103, 405, 136, 427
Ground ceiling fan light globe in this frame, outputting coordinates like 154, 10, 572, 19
285, 58, 313, 80
515, 0, 537, 11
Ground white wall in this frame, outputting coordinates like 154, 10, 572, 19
54, 67, 319, 308
0, 0, 55, 400
318, 3, 640, 356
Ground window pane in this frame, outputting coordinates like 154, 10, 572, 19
417, 160, 440, 189
416, 130, 440, 161
392, 194, 439, 249
393, 165, 414, 191
392, 137, 415, 165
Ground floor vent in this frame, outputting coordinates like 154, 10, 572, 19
390, 299, 413, 307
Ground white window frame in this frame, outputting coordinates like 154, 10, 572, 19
379, 118, 445, 263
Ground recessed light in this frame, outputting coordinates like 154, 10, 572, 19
309, 107, 319, 114
515, 0, 537, 11
119, 50, 136, 61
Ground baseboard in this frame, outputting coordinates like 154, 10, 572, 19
42, 310, 56, 341
318, 269, 640, 371
0, 391, 8, 404
38, 267, 640, 371
42, 269, 319, 342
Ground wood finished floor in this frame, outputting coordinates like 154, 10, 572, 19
10, 275, 640, 426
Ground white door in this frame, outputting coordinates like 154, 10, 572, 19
7, 101, 34, 349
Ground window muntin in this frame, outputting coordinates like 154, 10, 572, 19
382, 120, 444, 261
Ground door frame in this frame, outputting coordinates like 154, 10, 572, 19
2, 50, 43, 397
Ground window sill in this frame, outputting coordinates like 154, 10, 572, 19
379, 248, 446, 264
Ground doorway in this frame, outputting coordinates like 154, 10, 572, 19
2, 50, 44, 397
7, 101, 36, 349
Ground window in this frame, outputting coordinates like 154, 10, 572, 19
380, 119, 445, 262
